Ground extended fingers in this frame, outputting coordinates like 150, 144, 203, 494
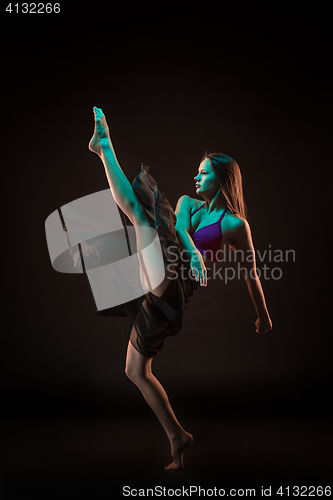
201, 267, 207, 286
192, 265, 207, 286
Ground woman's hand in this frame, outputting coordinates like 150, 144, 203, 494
190, 251, 207, 286
255, 315, 272, 334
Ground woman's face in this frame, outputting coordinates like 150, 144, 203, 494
194, 159, 220, 197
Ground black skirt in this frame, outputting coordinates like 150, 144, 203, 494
118, 164, 199, 358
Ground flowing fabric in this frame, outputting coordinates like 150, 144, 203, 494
121, 164, 199, 358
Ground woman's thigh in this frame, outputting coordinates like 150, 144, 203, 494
133, 217, 178, 299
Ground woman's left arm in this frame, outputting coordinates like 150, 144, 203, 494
233, 219, 273, 334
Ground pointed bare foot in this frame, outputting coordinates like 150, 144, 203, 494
88, 106, 111, 156
165, 432, 193, 470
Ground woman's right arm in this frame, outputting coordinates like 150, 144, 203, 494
175, 195, 207, 286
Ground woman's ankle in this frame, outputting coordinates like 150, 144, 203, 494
168, 429, 187, 440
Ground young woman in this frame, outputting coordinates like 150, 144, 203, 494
88, 106, 272, 470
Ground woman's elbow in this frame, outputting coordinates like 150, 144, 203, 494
241, 266, 260, 282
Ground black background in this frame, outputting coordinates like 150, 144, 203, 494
2, 2, 332, 498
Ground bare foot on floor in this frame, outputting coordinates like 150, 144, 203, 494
88, 106, 110, 156
165, 431, 193, 470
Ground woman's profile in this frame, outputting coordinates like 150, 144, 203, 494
87, 106, 272, 470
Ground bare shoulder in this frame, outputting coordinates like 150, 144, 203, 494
191, 196, 206, 209
223, 214, 252, 250
229, 216, 253, 248
175, 195, 197, 213
229, 214, 249, 231
175, 195, 198, 232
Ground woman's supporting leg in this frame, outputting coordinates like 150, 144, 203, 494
125, 340, 193, 470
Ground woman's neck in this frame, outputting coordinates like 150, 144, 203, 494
202, 191, 227, 214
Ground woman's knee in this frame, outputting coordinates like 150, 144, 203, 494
125, 340, 152, 383
124, 363, 135, 382
131, 207, 155, 230
125, 363, 146, 384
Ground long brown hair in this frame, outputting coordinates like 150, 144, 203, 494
202, 151, 248, 221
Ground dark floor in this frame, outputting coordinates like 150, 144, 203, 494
1, 418, 332, 499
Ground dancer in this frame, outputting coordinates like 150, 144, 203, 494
88, 107, 272, 470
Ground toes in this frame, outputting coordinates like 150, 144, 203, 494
165, 463, 180, 470
93, 107, 103, 118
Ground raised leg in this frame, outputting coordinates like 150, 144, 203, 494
125, 340, 193, 470
89, 106, 177, 298
89, 107, 147, 226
